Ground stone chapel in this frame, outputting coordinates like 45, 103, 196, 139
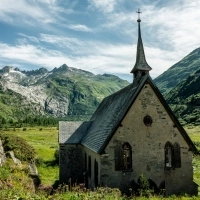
59, 15, 198, 196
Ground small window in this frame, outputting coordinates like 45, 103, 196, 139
143, 115, 152, 126
165, 142, 174, 168
122, 143, 132, 170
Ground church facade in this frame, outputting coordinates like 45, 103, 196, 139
59, 16, 198, 196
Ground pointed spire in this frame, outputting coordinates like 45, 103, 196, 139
131, 9, 152, 78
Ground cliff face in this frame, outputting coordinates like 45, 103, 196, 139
0, 64, 129, 121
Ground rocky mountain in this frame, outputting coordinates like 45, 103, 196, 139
165, 69, 200, 125
154, 47, 200, 95
154, 47, 200, 125
0, 64, 129, 122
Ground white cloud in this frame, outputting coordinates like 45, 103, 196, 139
143, 0, 200, 53
0, 35, 179, 81
0, 43, 71, 70
18, 33, 40, 43
39, 34, 84, 52
68, 24, 93, 32
88, 0, 116, 13
0, 0, 64, 27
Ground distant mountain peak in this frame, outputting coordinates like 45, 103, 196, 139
53, 64, 69, 73
1, 66, 14, 73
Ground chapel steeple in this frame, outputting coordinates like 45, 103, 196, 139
131, 9, 152, 81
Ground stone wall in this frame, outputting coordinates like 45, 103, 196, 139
100, 83, 198, 195
83, 146, 101, 189
59, 144, 84, 184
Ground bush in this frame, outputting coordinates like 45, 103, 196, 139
137, 174, 152, 197
0, 132, 36, 161
35, 157, 45, 167
54, 148, 59, 164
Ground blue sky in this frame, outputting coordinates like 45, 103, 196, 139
0, 0, 200, 82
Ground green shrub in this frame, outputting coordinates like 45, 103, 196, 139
138, 174, 152, 197
54, 148, 59, 164
35, 157, 45, 167
0, 166, 10, 180
0, 132, 36, 161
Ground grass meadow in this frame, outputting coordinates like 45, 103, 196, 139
4, 126, 59, 185
1, 125, 200, 199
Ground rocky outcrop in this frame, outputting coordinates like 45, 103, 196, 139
7, 151, 21, 165
45, 96, 69, 116
29, 160, 38, 176
0, 138, 6, 166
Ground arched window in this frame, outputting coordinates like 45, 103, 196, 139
174, 142, 181, 168
122, 143, 132, 170
115, 142, 132, 171
165, 142, 174, 168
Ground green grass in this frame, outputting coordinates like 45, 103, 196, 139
185, 126, 200, 186
3, 126, 59, 185
6, 127, 58, 161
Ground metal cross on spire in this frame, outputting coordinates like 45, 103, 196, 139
136, 8, 142, 22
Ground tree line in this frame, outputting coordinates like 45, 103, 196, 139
0, 116, 59, 128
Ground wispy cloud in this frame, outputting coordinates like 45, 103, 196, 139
143, 0, 200, 53
0, 0, 70, 28
0, 0, 54, 25
0, 34, 178, 82
18, 33, 40, 44
88, 0, 116, 13
68, 24, 93, 32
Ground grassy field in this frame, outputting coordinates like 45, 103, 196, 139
185, 126, 200, 186
3, 126, 59, 185
2, 125, 200, 197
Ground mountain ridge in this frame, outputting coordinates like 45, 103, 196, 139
0, 64, 129, 123
154, 47, 200, 94
154, 47, 200, 125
